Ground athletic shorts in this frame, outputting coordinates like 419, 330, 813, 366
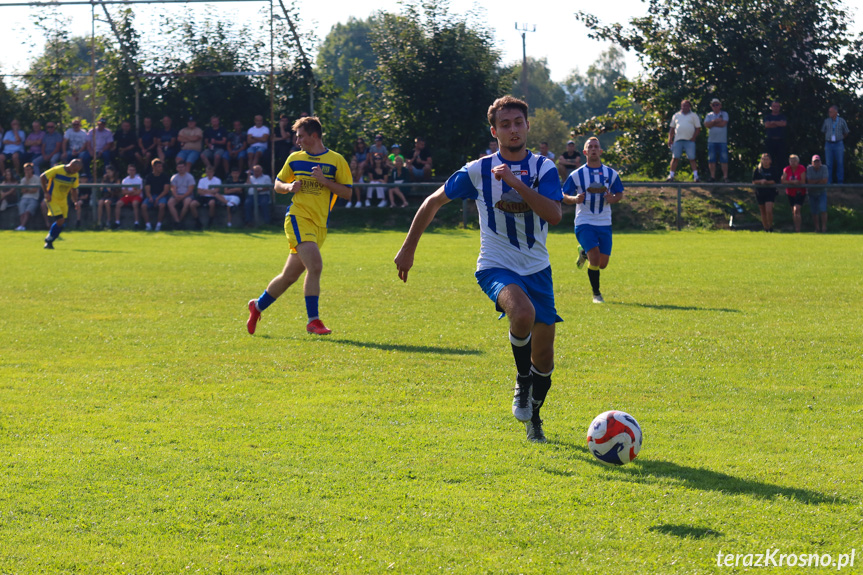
223, 195, 241, 207
143, 196, 169, 206
120, 195, 142, 205
787, 193, 807, 206
475, 266, 562, 326
284, 214, 327, 254
575, 223, 613, 256
755, 189, 777, 205
672, 140, 695, 159
46, 196, 69, 218
808, 192, 827, 214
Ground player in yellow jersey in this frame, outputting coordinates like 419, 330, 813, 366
246, 116, 353, 335
41, 159, 83, 249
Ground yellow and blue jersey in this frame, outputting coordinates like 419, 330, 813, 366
43, 164, 79, 218
277, 148, 352, 227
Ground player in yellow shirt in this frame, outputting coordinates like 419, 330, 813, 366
246, 116, 353, 335
41, 159, 83, 249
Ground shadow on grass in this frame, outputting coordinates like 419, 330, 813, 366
609, 301, 740, 313
317, 337, 483, 356
71, 249, 129, 253
550, 441, 836, 505
649, 524, 723, 539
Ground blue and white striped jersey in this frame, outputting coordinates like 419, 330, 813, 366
444, 151, 563, 275
563, 163, 624, 227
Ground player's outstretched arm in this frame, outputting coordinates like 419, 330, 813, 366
394, 186, 450, 283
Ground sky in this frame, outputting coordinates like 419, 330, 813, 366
0, 0, 650, 81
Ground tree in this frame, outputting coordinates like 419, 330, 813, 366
577, 0, 863, 178
560, 47, 626, 127
502, 57, 565, 113
315, 17, 377, 97
526, 108, 570, 158
370, 1, 506, 174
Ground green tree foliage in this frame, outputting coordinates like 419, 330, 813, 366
503, 57, 565, 113
370, 1, 505, 174
560, 47, 626, 128
315, 17, 377, 97
577, 0, 863, 178
526, 108, 570, 158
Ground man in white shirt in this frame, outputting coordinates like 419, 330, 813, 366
246, 115, 270, 172
191, 164, 222, 230
245, 163, 272, 226
114, 163, 144, 230
666, 99, 701, 182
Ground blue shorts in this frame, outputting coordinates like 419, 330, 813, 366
475, 266, 562, 325
708, 142, 729, 164
808, 192, 827, 214
672, 140, 696, 159
143, 196, 169, 206
575, 224, 612, 256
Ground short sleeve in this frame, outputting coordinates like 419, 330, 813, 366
561, 173, 578, 197
609, 172, 624, 194
336, 155, 353, 187
537, 167, 563, 200
444, 168, 478, 200
276, 157, 295, 183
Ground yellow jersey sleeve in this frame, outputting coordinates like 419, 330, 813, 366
277, 155, 296, 184
336, 155, 353, 187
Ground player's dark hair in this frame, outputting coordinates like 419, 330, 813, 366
293, 116, 322, 138
487, 96, 528, 128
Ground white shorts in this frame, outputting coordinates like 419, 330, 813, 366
223, 195, 241, 207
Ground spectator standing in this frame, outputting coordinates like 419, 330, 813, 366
114, 120, 137, 168
35, 121, 63, 173
666, 99, 701, 182
3, 119, 27, 174
272, 115, 293, 171
538, 141, 555, 161
136, 116, 158, 172
763, 101, 788, 182
704, 98, 730, 182
388, 155, 410, 208
201, 115, 229, 174
246, 163, 272, 226
821, 105, 850, 184
364, 153, 389, 207
15, 163, 42, 230
227, 120, 248, 174
408, 137, 432, 181
246, 115, 270, 171
191, 164, 221, 230
96, 165, 119, 229
806, 155, 829, 233
177, 117, 203, 168
114, 163, 144, 230
752, 153, 777, 232
141, 158, 171, 231
62, 118, 91, 173
557, 140, 581, 181
781, 154, 807, 233
167, 160, 196, 229
22, 121, 44, 167
89, 118, 115, 173
156, 116, 178, 166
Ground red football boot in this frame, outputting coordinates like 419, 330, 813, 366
306, 318, 332, 335
247, 300, 261, 334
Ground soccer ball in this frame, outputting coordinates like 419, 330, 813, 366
586, 410, 643, 466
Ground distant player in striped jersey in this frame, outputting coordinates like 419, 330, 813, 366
394, 96, 563, 443
41, 159, 83, 249
246, 116, 353, 336
562, 137, 624, 303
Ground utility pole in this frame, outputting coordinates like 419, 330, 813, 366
515, 23, 536, 106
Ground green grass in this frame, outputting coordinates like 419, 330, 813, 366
1, 228, 862, 573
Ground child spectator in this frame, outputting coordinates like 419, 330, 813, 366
72, 174, 92, 228
388, 156, 410, 208
780, 154, 807, 233
752, 153, 777, 232
1, 168, 17, 212
191, 164, 221, 229
96, 165, 120, 229
114, 163, 144, 230
141, 158, 171, 231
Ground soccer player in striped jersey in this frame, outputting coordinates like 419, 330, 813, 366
394, 96, 563, 443
246, 116, 353, 335
40, 159, 83, 249
562, 137, 624, 304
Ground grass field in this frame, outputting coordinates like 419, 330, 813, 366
2, 226, 862, 574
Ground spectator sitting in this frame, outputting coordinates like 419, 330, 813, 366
177, 117, 203, 168
345, 157, 363, 208
388, 143, 405, 167
806, 155, 829, 233
3, 119, 27, 175
352, 137, 369, 181
141, 158, 171, 231
167, 160, 196, 229
538, 141, 555, 161
114, 120, 137, 169
246, 115, 270, 171
34, 121, 63, 174
781, 154, 807, 233
136, 116, 158, 173
408, 137, 432, 181
388, 155, 410, 208
202, 115, 229, 175
191, 164, 220, 230
273, 114, 293, 171
15, 163, 42, 230
246, 163, 272, 226
156, 115, 178, 166
96, 165, 120, 229
227, 120, 248, 174
22, 121, 44, 167
62, 118, 91, 174
219, 166, 245, 228
557, 140, 581, 181
113, 163, 144, 230
364, 153, 389, 207
752, 153, 777, 232
89, 118, 115, 175
368, 134, 388, 161
1, 167, 17, 212
72, 173, 92, 228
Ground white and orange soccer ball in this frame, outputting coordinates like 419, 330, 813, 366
586, 410, 643, 466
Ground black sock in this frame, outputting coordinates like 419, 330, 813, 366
509, 331, 532, 377
588, 267, 601, 295
530, 366, 552, 408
